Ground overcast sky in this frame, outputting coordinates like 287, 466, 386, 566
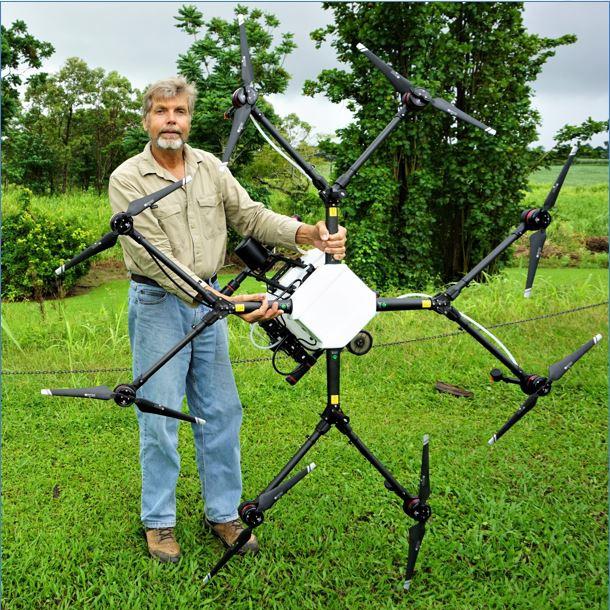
2, 2, 608, 148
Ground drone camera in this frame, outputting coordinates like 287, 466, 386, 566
235, 237, 276, 274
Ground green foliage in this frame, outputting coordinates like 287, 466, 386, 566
3, 57, 141, 195
2, 188, 94, 300
0, 19, 54, 129
174, 4, 204, 38
554, 117, 608, 146
305, 3, 576, 290
550, 117, 609, 162
174, 4, 296, 168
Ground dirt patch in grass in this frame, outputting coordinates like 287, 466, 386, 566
66, 260, 245, 296
68, 259, 129, 296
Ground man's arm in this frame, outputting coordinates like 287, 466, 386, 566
217, 160, 346, 258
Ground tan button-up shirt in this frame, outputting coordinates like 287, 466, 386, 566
109, 143, 302, 302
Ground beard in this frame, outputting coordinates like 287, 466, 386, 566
156, 134, 184, 150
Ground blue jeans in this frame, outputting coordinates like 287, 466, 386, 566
128, 280, 243, 528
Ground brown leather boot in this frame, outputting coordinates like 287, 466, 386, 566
145, 527, 181, 563
204, 518, 260, 555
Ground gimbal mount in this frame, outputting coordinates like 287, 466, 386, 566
42, 17, 602, 592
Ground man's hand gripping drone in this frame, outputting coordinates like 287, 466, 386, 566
208, 21, 602, 589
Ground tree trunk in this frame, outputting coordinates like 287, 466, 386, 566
61, 106, 73, 193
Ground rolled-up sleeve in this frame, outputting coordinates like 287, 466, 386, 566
218, 165, 302, 249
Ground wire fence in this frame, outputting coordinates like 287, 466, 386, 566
2, 301, 607, 377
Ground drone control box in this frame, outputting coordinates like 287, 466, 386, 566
269, 250, 377, 349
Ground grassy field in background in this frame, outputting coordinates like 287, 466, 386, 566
3, 163, 607, 269
2, 268, 607, 609
530, 162, 608, 186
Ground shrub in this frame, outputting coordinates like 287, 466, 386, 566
2, 188, 94, 300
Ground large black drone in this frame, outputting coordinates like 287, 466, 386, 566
43, 17, 602, 593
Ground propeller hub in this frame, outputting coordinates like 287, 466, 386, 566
110, 213, 134, 235
521, 374, 549, 396
402, 89, 429, 111
232, 88, 248, 109
522, 208, 551, 231
238, 501, 264, 527
113, 384, 136, 407
244, 86, 258, 106
405, 498, 431, 523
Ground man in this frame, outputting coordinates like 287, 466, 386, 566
109, 77, 346, 563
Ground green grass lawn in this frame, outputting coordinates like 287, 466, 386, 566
530, 163, 608, 187
2, 268, 607, 609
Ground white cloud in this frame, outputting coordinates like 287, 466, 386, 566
266, 94, 353, 141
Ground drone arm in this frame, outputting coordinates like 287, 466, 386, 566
445, 223, 526, 300
129, 228, 220, 307
376, 297, 432, 311
250, 106, 329, 192
131, 309, 223, 390
440, 304, 526, 380
335, 105, 409, 190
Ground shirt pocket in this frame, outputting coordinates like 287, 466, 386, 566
197, 194, 226, 238
153, 201, 182, 221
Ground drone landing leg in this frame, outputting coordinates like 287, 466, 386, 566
204, 350, 430, 587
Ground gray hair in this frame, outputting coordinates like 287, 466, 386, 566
142, 77, 197, 118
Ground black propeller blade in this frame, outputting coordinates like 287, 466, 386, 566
41, 386, 205, 425
238, 14, 254, 87
487, 393, 539, 446
548, 333, 602, 382
404, 434, 430, 591
543, 144, 578, 213
488, 334, 602, 445
126, 176, 192, 216
523, 229, 547, 298
357, 43, 495, 135
55, 232, 119, 276
222, 15, 259, 163
222, 105, 252, 163
429, 96, 495, 134
202, 525, 254, 586
257, 462, 316, 511
135, 397, 205, 424
356, 43, 415, 94
42, 385, 115, 400
55, 177, 191, 276
203, 463, 316, 585
524, 146, 578, 297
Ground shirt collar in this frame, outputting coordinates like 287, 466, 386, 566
137, 142, 203, 180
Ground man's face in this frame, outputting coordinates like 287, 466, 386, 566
144, 93, 191, 151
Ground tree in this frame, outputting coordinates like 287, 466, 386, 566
15, 58, 140, 193
240, 112, 322, 220
553, 117, 608, 159
174, 4, 296, 170
85, 71, 141, 194
304, 3, 576, 289
174, 4, 204, 39
1, 20, 54, 129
